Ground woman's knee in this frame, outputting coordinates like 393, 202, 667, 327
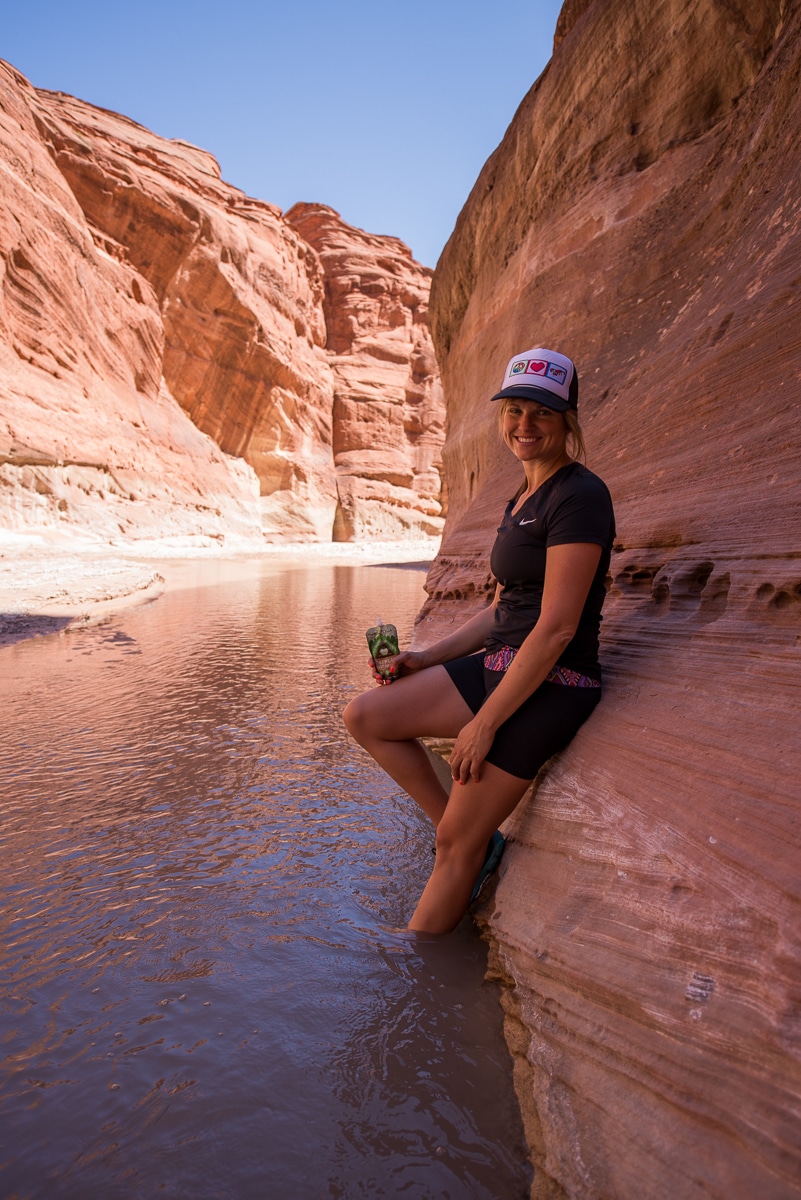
344, 667, 468, 746
343, 688, 389, 743
343, 692, 369, 739
434, 815, 487, 864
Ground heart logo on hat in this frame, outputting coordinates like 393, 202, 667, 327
526, 360, 547, 375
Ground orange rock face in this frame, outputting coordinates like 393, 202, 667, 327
422, 1, 801, 1196
0, 62, 444, 545
286, 204, 444, 540
0, 61, 261, 549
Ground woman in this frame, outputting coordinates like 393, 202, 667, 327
344, 347, 615, 935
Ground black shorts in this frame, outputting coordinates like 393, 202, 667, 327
443, 652, 602, 781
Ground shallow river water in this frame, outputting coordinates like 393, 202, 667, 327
0, 560, 530, 1199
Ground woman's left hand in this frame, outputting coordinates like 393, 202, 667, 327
368, 649, 428, 686
449, 717, 495, 785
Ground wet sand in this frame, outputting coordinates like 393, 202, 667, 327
0, 531, 440, 648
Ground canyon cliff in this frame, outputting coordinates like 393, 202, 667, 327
421, 1, 801, 1196
286, 204, 444, 542
0, 62, 443, 547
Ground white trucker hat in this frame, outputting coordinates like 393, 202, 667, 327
490, 347, 579, 412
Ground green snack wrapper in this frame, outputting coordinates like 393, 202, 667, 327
366, 622, 399, 678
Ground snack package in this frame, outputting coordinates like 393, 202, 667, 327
366, 621, 399, 679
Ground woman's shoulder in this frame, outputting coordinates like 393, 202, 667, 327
544, 462, 616, 543
555, 461, 613, 502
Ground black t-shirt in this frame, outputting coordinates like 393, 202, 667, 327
486, 462, 615, 677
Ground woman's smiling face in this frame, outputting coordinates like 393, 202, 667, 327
501, 398, 568, 463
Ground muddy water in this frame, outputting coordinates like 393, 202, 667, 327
0, 561, 530, 1199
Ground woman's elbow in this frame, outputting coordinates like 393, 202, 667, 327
547, 622, 578, 653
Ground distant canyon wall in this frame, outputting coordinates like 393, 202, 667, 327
286, 203, 444, 542
0, 61, 444, 547
422, 0, 801, 1197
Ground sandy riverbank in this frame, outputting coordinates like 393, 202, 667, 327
0, 531, 440, 649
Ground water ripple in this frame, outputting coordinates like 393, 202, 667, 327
0, 563, 530, 1198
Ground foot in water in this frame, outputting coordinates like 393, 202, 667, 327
470, 831, 506, 903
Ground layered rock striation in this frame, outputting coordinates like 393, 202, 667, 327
422, 1, 801, 1196
286, 203, 444, 541
0, 62, 444, 546
0, 61, 261, 549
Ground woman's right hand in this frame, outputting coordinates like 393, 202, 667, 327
369, 649, 428, 686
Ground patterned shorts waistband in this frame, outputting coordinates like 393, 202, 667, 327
483, 645, 600, 688
546, 664, 601, 688
483, 645, 518, 672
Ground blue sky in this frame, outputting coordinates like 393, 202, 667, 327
3, 1, 563, 267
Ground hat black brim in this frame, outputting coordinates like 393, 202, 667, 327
489, 384, 572, 412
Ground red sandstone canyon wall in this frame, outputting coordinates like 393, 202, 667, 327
422, 1, 801, 1196
0, 61, 260, 549
0, 62, 444, 546
286, 204, 444, 541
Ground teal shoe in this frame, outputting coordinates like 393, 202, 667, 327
470, 831, 506, 903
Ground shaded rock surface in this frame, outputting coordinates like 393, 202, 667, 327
0, 62, 444, 545
421, 1, 801, 1196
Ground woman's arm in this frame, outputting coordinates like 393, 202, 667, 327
449, 543, 603, 782
371, 585, 500, 684
412, 587, 501, 668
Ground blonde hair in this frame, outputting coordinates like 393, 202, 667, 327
563, 408, 587, 463
497, 398, 587, 463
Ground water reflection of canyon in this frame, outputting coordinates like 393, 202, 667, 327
0, 561, 530, 1199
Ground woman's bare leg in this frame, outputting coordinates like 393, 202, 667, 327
344, 668, 531, 933
408, 762, 531, 934
343, 666, 474, 825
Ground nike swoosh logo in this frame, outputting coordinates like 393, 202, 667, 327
518, 518, 537, 525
